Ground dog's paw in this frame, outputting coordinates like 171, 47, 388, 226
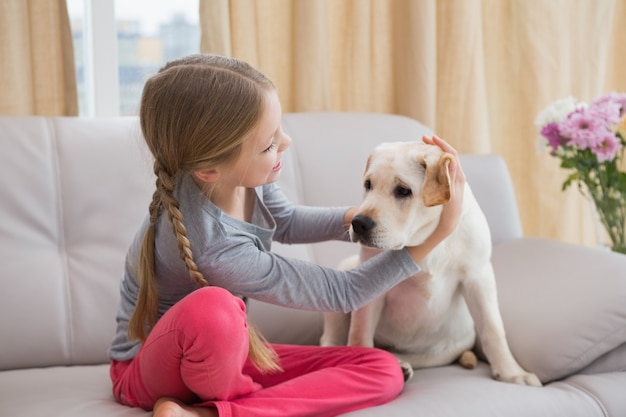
495, 371, 542, 387
399, 360, 414, 382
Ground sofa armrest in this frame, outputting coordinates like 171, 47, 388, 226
491, 238, 626, 383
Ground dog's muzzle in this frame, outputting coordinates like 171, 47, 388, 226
351, 214, 376, 243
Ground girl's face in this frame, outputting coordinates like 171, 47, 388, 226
226, 89, 292, 188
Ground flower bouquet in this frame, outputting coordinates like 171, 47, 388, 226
535, 92, 626, 254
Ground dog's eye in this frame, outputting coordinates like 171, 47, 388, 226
394, 186, 412, 199
364, 179, 372, 191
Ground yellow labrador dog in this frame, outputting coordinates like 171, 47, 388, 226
321, 140, 540, 386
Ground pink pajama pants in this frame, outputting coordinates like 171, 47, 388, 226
110, 287, 404, 417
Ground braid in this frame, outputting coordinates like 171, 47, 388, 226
154, 166, 209, 288
148, 189, 161, 225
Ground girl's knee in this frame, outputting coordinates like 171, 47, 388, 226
174, 287, 247, 338
363, 348, 405, 400
182, 286, 245, 313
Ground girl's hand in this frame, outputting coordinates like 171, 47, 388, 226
405, 136, 466, 263
343, 207, 359, 231
423, 135, 466, 238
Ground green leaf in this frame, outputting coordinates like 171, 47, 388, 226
562, 173, 579, 191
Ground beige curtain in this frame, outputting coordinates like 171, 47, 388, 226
0, 0, 77, 115
200, 0, 626, 248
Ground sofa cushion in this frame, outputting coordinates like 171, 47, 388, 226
580, 341, 626, 374
0, 365, 148, 417
564, 372, 626, 416
492, 238, 626, 383
339, 363, 604, 417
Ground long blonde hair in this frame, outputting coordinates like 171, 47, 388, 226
128, 54, 281, 372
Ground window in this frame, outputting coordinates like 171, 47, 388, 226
67, 0, 199, 116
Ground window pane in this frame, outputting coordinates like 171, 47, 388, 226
67, 0, 87, 115
67, 0, 200, 116
116, 0, 200, 115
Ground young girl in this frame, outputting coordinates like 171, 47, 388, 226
108, 54, 465, 417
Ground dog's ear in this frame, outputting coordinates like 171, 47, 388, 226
421, 152, 454, 207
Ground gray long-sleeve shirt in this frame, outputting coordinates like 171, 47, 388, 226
108, 175, 419, 361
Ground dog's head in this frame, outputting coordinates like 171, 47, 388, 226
350, 141, 455, 249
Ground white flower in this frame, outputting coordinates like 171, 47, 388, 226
534, 96, 586, 127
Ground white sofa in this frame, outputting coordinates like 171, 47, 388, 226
1, 113, 625, 417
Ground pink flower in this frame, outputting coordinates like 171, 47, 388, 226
592, 132, 623, 162
540, 122, 562, 151
592, 92, 626, 118
589, 98, 622, 125
558, 108, 606, 150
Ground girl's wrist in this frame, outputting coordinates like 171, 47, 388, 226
405, 224, 451, 264
405, 238, 436, 264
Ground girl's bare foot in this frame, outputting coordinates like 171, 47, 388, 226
153, 397, 218, 417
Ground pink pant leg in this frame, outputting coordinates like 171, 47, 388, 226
111, 286, 259, 410
207, 344, 404, 417
111, 286, 404, 416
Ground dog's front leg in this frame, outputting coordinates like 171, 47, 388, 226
322, 247, 385, 348
348, 245, 386, 347
348, 295, 385, 347
321, 312, 351, 346
462, 267, 542, 386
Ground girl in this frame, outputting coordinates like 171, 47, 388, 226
108, 54, 465, 417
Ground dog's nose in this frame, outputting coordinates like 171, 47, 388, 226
352, 214, 376, 237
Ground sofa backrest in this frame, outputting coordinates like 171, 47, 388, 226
0, 113, 522, 370
0, 116, 153, 370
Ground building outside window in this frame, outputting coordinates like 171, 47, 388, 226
67, 0, 199, 116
